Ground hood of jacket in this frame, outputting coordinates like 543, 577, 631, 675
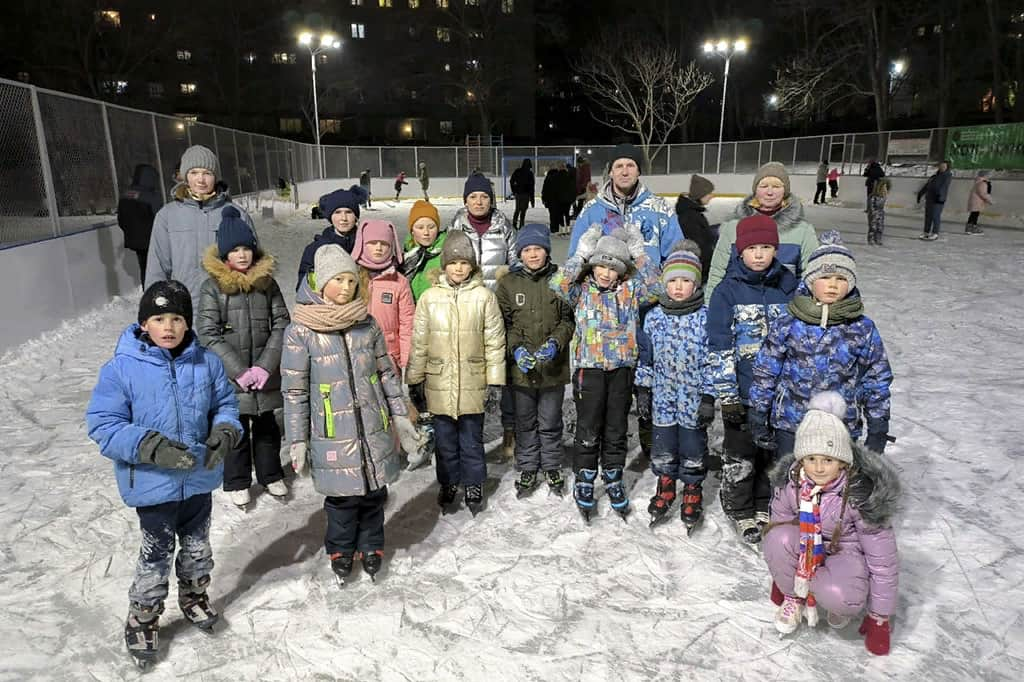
598, 177, 649, 210
116, 324, 199, 366
201, 244, 277, 294
725, 250, 797, 290
173, 182, 230, 209
131, 164, 160, 191
403, 228, 446, 254
732, 194, 807, 234
506, 260, 557, 280
769, 445, 901, 527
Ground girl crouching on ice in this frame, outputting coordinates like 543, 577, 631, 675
763, 392, 900, 655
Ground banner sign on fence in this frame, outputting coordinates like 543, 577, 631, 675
945, 123, 1024, 169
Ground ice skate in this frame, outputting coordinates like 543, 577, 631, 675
330, 552, 354, 587
465, 484, 484, 517
437, 484, 459, 515
229, 488, 251, 509
679, 482, 703, 535
736, 517, 762, 546
177, 577, 218, 633
545, 469, 565, 496
647, 474, 676, 528
266, 480, 288, 498
360, 550, 384, 582
573, 469, 597, 522
601, 468, 630, 521
755, 510, 770, 535
775, 595, 804, 635
514, 471, 538, 499
124, 602, 163, 670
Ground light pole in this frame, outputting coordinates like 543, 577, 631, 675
299, 31, 341, 179
703, 38, 747, 174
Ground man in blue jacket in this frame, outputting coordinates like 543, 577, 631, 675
917, 159, 953, 241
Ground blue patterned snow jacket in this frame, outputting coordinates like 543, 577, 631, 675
747, 298, 892, 439
635, 300, 714, 428
86, 325, 242, 508
706, 253, 799, 406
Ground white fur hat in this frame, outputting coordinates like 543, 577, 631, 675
794, 391, 853, 465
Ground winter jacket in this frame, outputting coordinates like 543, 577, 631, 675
86, 326, 241, 508
281, 282, 407, 498
145, 185, 256, 310
117, 164, 162, 252
575, 161, 592, 197
705, 197, 818, 301
367, 267, 416, 369
967, 176, 993, 212
918, 169, 952, 205
406, 270, 506, 417
863, 162, 885, 192
748, 300, 893, 439
868, 195, 887, 232
495, 262, 574, 389
510, 162, 535, 199
827, 169, 842, 182
706, 254, 799, 406
418, 166, 430, 191
448, 207, 518, 290
569, 179, 685, 266
541, 169, 565, 207
766, 446, 900, 616
635, 302, 714, 428
815, 163, 828, 183
195, 246, 290, 415
402, 231, 447, 301
395, 173, 408, 191
674, 195, 717, 283
550, 253, 661, 371
297, 226, 357, 290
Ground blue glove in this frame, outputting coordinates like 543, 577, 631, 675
534, 339, 558, 364
864, 419, 890, 453
513, 347, 536, 374
747, 410, 776, 451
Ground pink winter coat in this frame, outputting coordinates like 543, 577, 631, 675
763, 447, 900, 617
967, 176, 993, 213
367, 268, 415, 370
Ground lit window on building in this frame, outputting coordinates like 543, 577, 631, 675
436, 0, 449, 7
916, 26, 926, 36
409, 0, 420, 7
351, 0, 363, 5
501, 0, 514, 12
467, 0, 479, 5
244, 52, 257, 64
469, 29, 484, 39
410, 90, 418, 100
148, 13, 157, 21
16, 71, 29, 83
180, 82, 197, 95
280, 118, 302, 133
466, 59, 480, 70
322, 119, 342, 134
318, 53, 329, 64
440, 120, 453, 134
102, 80, 128, 95
148, 82, 164, 98
933, 24, 942, 33
177, 49, 192, 62
95, 10, 121, 27
352, 23, 366, 39
273, 52, 297, 63
443, 63, 451, 72
379, 0, 393, 6
436, 27, 451, 42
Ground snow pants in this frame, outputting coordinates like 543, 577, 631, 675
512, 386, 564, 473
434, 413, 486, 486
814, 182, 827, 204
129, 493, 213, 608
573, 367, 632, 473
651, 424, 707, 485
324, 487, 388, 555
763, 524, 869, 617
719, 420, 773, 520
224, 412, 284, 492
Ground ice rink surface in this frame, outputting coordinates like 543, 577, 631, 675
0, 195, 1021, 681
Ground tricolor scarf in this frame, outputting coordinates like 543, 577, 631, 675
794, 469, 825, 623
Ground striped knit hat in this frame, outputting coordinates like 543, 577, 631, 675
803, 230, 856, 291
662, 240, 702, 285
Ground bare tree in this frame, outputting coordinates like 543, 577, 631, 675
572, 32, 713, 167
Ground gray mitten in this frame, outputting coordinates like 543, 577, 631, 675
576, 224, 604, 260
623, 223, 646, 259
204, 423, 241, 470
138, 432, 196, 470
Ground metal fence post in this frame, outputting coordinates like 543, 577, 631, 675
666, 145, 671, 174
150, 114, 166, 199
185, 120, 192, 146
29, 86, 61, 237
792, 138, 798, 167
100, 103, 120, 203
769, 139, 774, 163
414, 146, 419, 173
701, 143, 706, 174
378, 147, 383, 177
263, 137, 272, 191
345, 146, 351, 178
884, 131, 892, 165
454, 146, 459, 178
757, 140, 763, 167
211, 127, 220, 163
819, 136, 826, 163
732, 143, 738, 173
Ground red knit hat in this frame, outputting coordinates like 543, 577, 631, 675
735, 214, 779, 253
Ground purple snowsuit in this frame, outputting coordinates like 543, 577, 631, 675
763, 446, 900, 617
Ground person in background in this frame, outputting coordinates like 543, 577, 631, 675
965, 170, 992, 235
863, 159, 885, 212
417, 161, 430, 201
916, 159, 952, 241
828, 166, 842, 200
674, 174, 717, 284
117, 163, 163, 284
574, 156, 592, 219
510, 158, 536, 230
814, 161, 828, 205
359, 169, 372, 208
394, 171, 409, 201
542, 162, 568, 234
867, 179, 890, 246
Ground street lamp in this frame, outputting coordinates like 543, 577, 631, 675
299, 31, 341, 179
702, 37, 748, 173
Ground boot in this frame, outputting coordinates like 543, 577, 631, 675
859, 614, 892, 655
177, 576, 218, 631
647, 474, 676, 525
775, 595, 804, 634
360, 550, 384, 581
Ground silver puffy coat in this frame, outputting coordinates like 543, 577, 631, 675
447, 207, 518, 290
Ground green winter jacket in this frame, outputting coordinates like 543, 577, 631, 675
495, 262, 574, 389
402, 231, 447, 301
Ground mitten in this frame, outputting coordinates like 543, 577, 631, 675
485, 385, 502, 412
696, 395, 716, 429
408, 382, 426, 412
290, 442, 309, 475
865, 418, 890, 454
248, 366, 271, 391
747, 410, 776, 451
721, 401, 747, 425
513, 346, 536, 374
859, 614, 891, 656
623, 223, 646, 259
235, 368, 256, 390
533, 339, 558, 364
393, 415, 423, 454
576, 224, 603, 260
635, 386, 652, 422
204, 423, 241, 469
138, 432, 195, 470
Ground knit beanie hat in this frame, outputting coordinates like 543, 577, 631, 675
588, 230, 630, 276
319, 185, 363, 223
314, 244, 359, 293
611, 143, 644, 174
803, 230, 856, 291
441, 229, 478, 268
463, 172, 495, 202
352, 219, 403, 269
735, 213, 780, 253
752, 162, 790, 197
408, 199, 440, 230
138, 280, 193, 328
662, 240, 702, 285
516, 223, 551, 256
794, 392, 853, 466
216, 206, 257, 259
689, 174, 714, 200
180, 145, 220, 177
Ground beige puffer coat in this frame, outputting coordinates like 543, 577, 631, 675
405, 269, 506, 417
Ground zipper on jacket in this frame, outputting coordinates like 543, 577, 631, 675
169, 358, 187, 500
320, 384, 335, 438
129, 465, 135, 488
340, 331, 375, 487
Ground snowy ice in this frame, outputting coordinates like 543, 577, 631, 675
0, 197, 1021, 681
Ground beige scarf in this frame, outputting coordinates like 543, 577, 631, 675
292, 299, 368, 332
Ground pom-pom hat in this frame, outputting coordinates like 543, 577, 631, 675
794, 391, 853, 466
804, 230, 857, 291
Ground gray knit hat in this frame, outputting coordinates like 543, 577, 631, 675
803, 230, 857, 291
180, 145, 220, 177
441, 229, 478, 268
313, 244, 358, 292
752, 162, 790, 197
794, 392, 853, 466
588, 230, 630, 276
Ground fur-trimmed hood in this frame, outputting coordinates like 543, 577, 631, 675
769, 444, 901, 527
732, 194, 808, 234
201, 244, 277, 294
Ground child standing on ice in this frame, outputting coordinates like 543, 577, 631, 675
867, 178, 889, 245
281, 245, 418, 585
763, 392, 900, 655
405, 230, 506, 515
636, 241, 714, 531
394, 171, 408, 201
86, 280, 242, 668
196, 207, 291, 508
748, 231, 893, 458
550, 223, 660, 520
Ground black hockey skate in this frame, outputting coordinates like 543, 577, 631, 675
438, 484, 459, 515
545, 469, 565, 496
574, 469, 598, 522
601, 468, 630, 521
514, 471, 538, 498
330, 552, 355, 587
464, 484, 484, 517
178, 577, 218, 633
124, 602, 163, 670
648, 475, 676, 528
360, 550, 384, 582
680, 482, 704, 536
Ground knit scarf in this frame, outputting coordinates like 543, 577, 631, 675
292, 299, 368, 332
658, 289, 704, 315
788, 295, 864, 329
794, 469, 825, 624
467, 212, 491, 236
187, 189, 216, 203
358, 252, 395, 272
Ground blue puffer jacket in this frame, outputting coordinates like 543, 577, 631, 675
706, 254, 799, 405
635, 301, 714, 428
569, 179, 685, 265
86, 325, 241, 508
747, 302, 892, 439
